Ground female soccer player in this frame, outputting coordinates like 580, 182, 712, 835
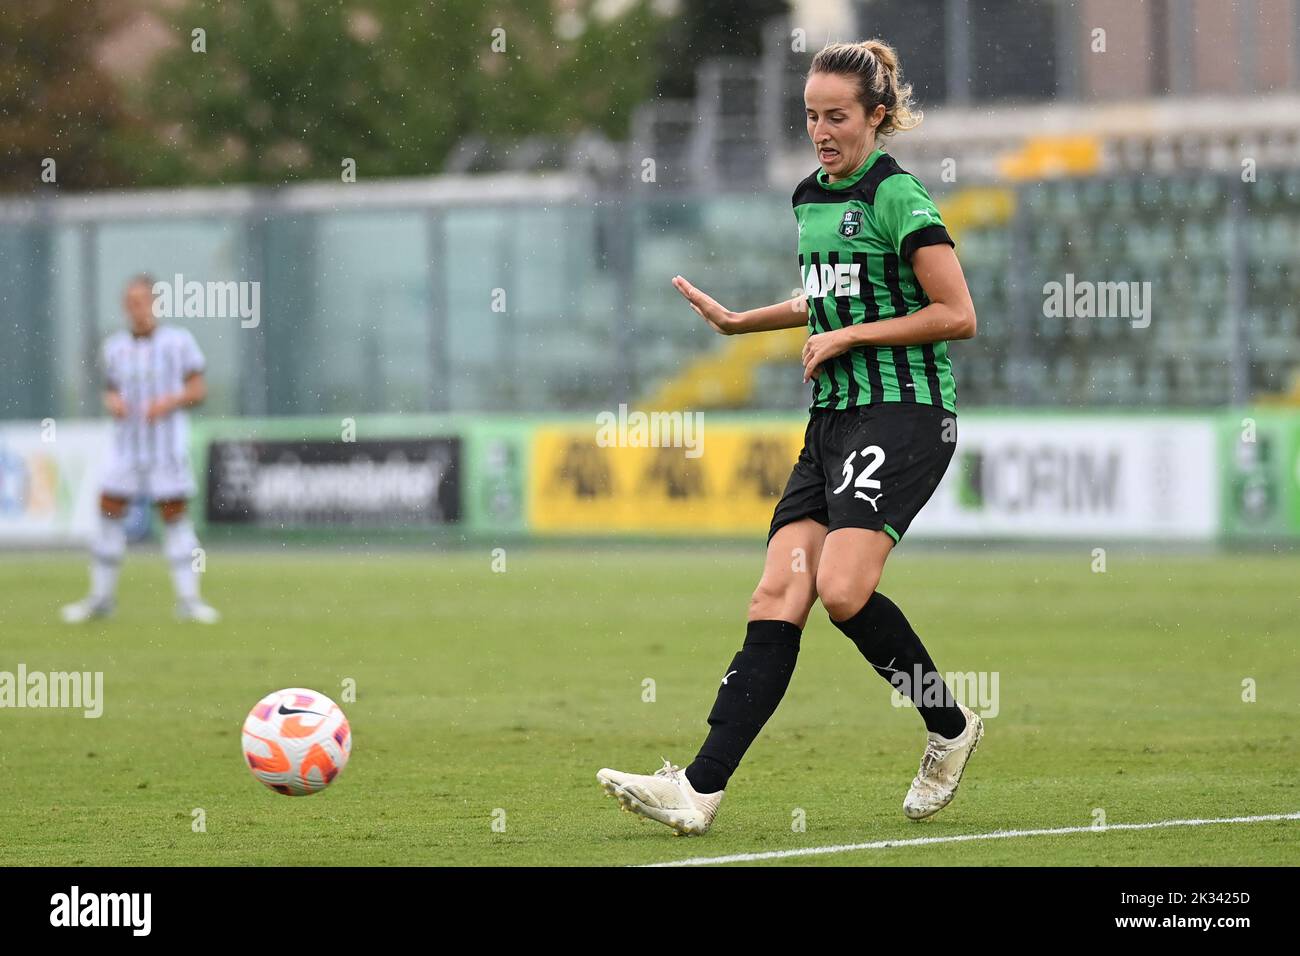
60, 275, 220, 625
598, 40, 981, 835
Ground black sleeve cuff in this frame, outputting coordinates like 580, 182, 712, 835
900, 224, 954, 262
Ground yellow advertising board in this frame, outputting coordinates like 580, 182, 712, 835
528, 422, 806, 534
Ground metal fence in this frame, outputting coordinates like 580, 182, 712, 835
0, 166, 1297, 421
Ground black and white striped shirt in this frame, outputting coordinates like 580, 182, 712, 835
102, 326, 205, 470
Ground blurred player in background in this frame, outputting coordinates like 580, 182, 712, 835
61, 275, 219, 624
599, 40, 982, 834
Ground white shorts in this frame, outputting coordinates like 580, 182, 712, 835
101, 455, 197, 502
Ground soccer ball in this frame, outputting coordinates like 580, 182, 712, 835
242, 688, 351, 796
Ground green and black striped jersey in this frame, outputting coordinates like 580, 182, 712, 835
794, 147, 958, 413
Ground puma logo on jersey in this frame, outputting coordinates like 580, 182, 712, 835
855, 491, 882, 510
802, 261, 861, 300
911, 209, 935, 220
721, 670, 738, 685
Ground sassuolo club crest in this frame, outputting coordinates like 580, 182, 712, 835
838, 209, 864, 239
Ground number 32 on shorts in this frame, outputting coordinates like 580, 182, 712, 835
832, 445, 885, 510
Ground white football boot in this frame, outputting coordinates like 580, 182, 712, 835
597, 759, 724, 836
903, 703, 984, 821
60, 596, 115, 623
175, 600, 221, 624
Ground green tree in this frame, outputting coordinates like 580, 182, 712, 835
123, 0, 667, 186
0, 0, 133, 192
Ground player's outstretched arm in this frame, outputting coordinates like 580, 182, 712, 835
802, 245, 976, 382
672, 275, 807, 336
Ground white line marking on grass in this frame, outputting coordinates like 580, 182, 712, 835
643, 811, 1300, 867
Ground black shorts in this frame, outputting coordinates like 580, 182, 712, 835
767, 403, 956, 545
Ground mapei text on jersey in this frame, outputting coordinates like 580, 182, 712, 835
802, 260, 863, 299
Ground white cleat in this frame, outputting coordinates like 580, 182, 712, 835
175, 600, 221, 624
903, 703, 984, 821
60, 597, 114, 624
597, 759, 724, 836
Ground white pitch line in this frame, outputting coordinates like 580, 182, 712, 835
642, 811, 1300, 867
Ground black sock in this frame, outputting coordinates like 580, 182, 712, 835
685, 620, 801, 793
831, 592, 966, 740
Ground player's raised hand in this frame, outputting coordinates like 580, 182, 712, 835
673, 275, 737, 335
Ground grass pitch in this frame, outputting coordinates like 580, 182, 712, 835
0, 546, 1296, 866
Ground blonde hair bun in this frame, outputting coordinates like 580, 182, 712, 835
809, 38, 921, 137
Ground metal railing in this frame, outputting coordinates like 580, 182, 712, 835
1, 166, 1296, 421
